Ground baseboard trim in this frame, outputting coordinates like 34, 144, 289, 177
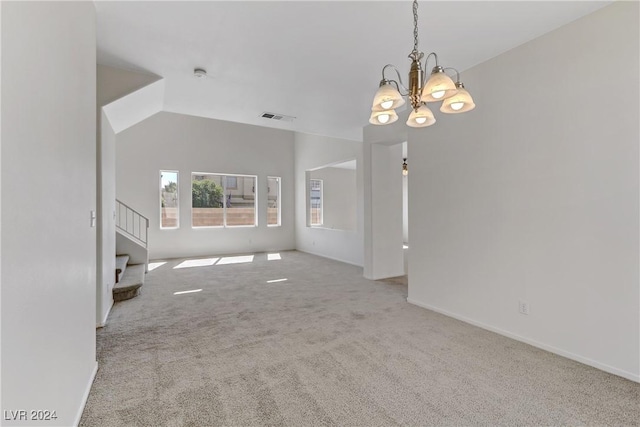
96, 298, 113, 328
365, 270, 407, 281
73, 361, 98, 426
297, 249, 363, 268
407, 298, 640, 383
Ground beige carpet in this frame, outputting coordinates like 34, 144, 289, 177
81, 251, 639, 426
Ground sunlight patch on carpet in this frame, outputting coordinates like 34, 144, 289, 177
173, 289, 203, 295
148, 262, 167, 271
174, 258, 219, 269
217, 255, 254, 265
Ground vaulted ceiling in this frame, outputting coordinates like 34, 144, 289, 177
96, 1, 610, 141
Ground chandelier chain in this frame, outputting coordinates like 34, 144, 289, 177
412, 0, 419, 54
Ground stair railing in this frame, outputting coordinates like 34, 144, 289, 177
116, 199, 149, 248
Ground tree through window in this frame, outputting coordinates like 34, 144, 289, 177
191, 173, 257, 227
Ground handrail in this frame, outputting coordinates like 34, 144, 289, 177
115, 199, 149, 248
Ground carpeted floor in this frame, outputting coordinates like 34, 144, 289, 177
81, 251, 639, 426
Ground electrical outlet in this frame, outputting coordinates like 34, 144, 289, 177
518, 300, 530, 315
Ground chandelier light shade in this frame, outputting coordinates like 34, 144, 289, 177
440, 82, 476, 114
372, 82, 406, 111
369, 108, 399, 125
421, 66, 458, 103
369, 0, 475, 127
406, 104, 435, 127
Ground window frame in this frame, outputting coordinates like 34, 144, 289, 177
309, 178, 323, 227
225, 176, 238, 190
267, 176, 282, 227
191, 172, 258, 229
160, 170, 179, 230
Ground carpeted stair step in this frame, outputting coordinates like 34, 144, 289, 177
115, 254, 130, 284
113, 263, 144, 302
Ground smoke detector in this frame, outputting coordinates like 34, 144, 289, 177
193, 68, 207, 78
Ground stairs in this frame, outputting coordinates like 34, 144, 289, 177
113, 254, 145, 302
114, 199, 149, 302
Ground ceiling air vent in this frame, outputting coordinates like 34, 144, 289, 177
261, 112, 295, 122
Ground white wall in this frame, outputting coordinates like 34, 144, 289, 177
310, 167, 357, 231
0, 2, 4, 412
362, 142, 404, 279
116, 112, 295, 259
97, 111, 116, 327
295, 133, 364, 266
402, 142, 409, 245
402, 172, 408, 244
403, 151, 409, 274
1, 2, 98, 425
408, 2, 640, 381
361, 118, 406, 280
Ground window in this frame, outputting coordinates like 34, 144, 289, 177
226, 176, 237, 190
160, 171, 179, 229
225, 175, 256, 226
192, 173, 257, 228
267, 176, 281, 227
310, 179, 323, 226
192, 174, 224, 227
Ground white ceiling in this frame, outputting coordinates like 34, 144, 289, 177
96, 1, 610, 141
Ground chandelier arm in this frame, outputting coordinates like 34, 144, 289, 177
443, 67, 461, 83
424, 52, 439, 69
421, 52, 440, 86
387, 80, 407, 96
382, 64, 409, 93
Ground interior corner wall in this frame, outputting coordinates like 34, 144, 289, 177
115, 111, 295, 260
407, 1, 640, 381
97, 111, 116, 327
1, 1, 98, 425
294, 132, 364, 267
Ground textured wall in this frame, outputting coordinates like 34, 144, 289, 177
408, 2, 640, 380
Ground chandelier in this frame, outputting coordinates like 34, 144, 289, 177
369, 0, 476, 128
